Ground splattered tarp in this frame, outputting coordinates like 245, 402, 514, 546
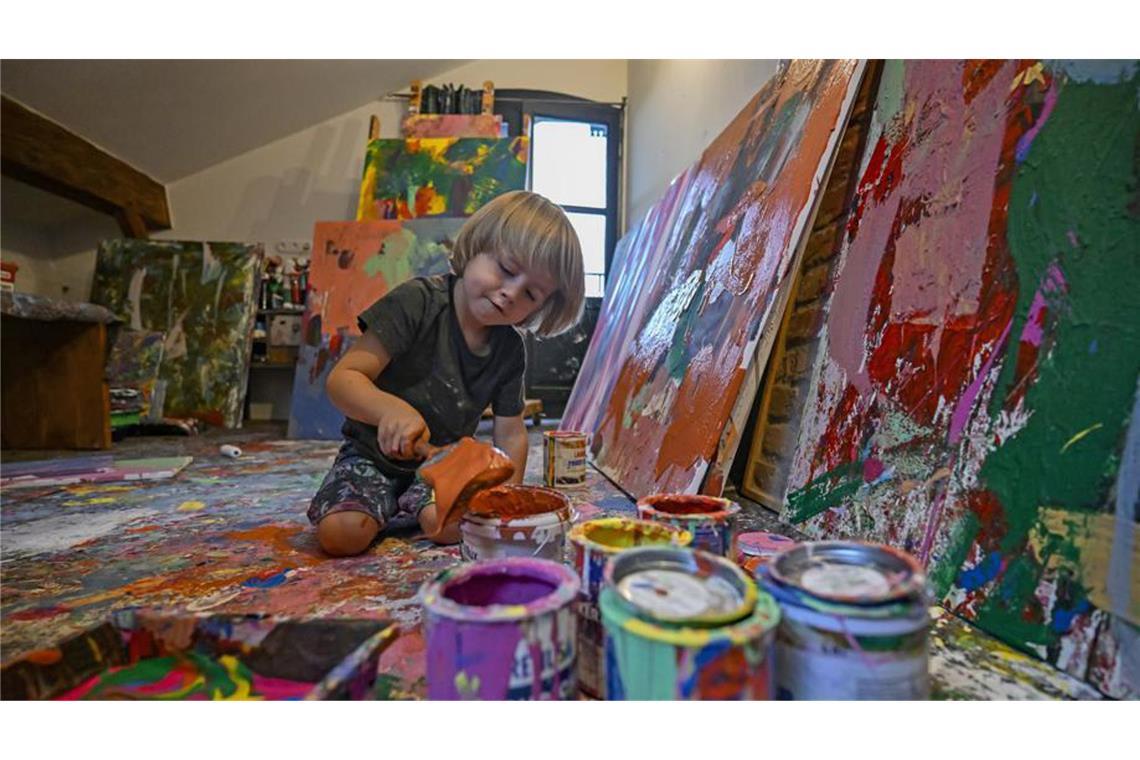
356, 136, 527, 221
782, 60, 1140, 699
0, 427, 1105, 700
286, 219, 464, 440
91, 239, 263, 429
561, 60, 864, 499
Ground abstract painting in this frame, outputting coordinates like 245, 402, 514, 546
287, 219, 465, 439
783, 60, 1140, 698
561, 60, 866, 498
356, 136, 528, 221
91, 240, 263, 428
402, 114, 503, 139
106, 328, 166, 419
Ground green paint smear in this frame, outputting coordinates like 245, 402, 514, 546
666, 277, 707, 380
974, 69, 1140, 645
930, 512, 980, 598
785, 460, 864, 523
876, 60, 907, 126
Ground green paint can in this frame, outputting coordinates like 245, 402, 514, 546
599, 546, 780, 700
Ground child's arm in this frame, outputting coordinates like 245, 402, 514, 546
492, 414, 529, 484
327, 332, 430, 460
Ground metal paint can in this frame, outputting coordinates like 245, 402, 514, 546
636, 493, 741, 556
599, 546, 780, 700
459, 485, 574, 563
733, 531, 797, 576
543, 431, 588, 488
761, 541, 931, 700
420, 557, 580, 700
567, 518, 692, 698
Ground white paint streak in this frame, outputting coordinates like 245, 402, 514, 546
1, 507, 157, 558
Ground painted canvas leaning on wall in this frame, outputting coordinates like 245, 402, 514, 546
779, 59, 1140, 699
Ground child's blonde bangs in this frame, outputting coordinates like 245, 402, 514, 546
452, 191, 586, 337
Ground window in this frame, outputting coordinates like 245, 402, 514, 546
494, 91, 623, 300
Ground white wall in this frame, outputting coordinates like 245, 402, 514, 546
625, 60, 780, 226
157, 59, 627, 247
0, 176, 120, 300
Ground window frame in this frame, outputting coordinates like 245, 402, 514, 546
493, 90, 623, 302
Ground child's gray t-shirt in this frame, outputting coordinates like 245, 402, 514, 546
340, 273, 526, 476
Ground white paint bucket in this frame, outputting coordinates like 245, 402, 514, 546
459, 490, 575, 563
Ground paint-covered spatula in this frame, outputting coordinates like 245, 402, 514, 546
404, 437, 514, 544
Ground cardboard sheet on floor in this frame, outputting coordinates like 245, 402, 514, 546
1, 455, 193, 489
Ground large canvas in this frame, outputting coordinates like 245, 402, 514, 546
356, 136, 528, 221
783, 60, 1140, 698
92, 240, 262, 428
287, 219, 465, 439
561, 60, 865, 498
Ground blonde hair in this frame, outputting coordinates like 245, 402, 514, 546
451, 190, 585, 337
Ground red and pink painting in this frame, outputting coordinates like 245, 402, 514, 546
783, 60, 1140, 698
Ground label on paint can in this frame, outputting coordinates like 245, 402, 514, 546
544, 431, 587, 488
506, 619, 577, 700
775, 640, 929, 700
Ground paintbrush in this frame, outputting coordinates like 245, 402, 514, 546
407, 437, 514, 543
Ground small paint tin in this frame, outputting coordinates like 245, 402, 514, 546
767, 541, 925, 605
761, 541, 931, 700
733, 531, 797, 575
543, 431, 588, 488
636, 493, 741, 556
459, 485, 574, 563
599, 550, 780, 700
421, 557, 580, 700
567, 518, 692, 699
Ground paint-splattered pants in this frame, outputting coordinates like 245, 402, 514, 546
307, 442, 431, 530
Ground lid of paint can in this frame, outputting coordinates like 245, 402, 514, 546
766, 541, 925, 606
605, 546, 756, 626
735, 531, 797, 559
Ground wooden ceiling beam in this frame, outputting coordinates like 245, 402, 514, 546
1, 95, 171, 237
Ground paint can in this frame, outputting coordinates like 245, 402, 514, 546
599, 546, 780, 700
760, 541, 931, 700
733, 531, 797, 576
567, 518, 693, 698
421, 557, 580, 700
543, 431, 588, 488
459, 485, 574, 563
636, 493, 741, 556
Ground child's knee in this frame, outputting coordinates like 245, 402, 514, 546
317, 511, 380, 556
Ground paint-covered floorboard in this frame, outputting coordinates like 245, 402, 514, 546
0, 423, 1104, 700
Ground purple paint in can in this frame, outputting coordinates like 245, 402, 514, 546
420, 557, 579, 700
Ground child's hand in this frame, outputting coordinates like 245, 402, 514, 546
376, 404, 431, 461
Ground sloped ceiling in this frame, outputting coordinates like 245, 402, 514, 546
0, 59, 468, 184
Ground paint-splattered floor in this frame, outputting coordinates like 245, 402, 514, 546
0, 422, 1103, 699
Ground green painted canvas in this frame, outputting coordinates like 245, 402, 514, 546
92, 240, 263, 428
356, 136, 528, 221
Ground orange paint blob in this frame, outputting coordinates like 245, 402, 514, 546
468, 485, 569, 519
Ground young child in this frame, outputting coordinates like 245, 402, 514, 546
309, 191, 586, 556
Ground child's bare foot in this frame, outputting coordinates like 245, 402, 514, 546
418, 503, 462, 545
317, 512, 380, 556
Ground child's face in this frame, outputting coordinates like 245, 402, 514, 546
461, 251, 557, 328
